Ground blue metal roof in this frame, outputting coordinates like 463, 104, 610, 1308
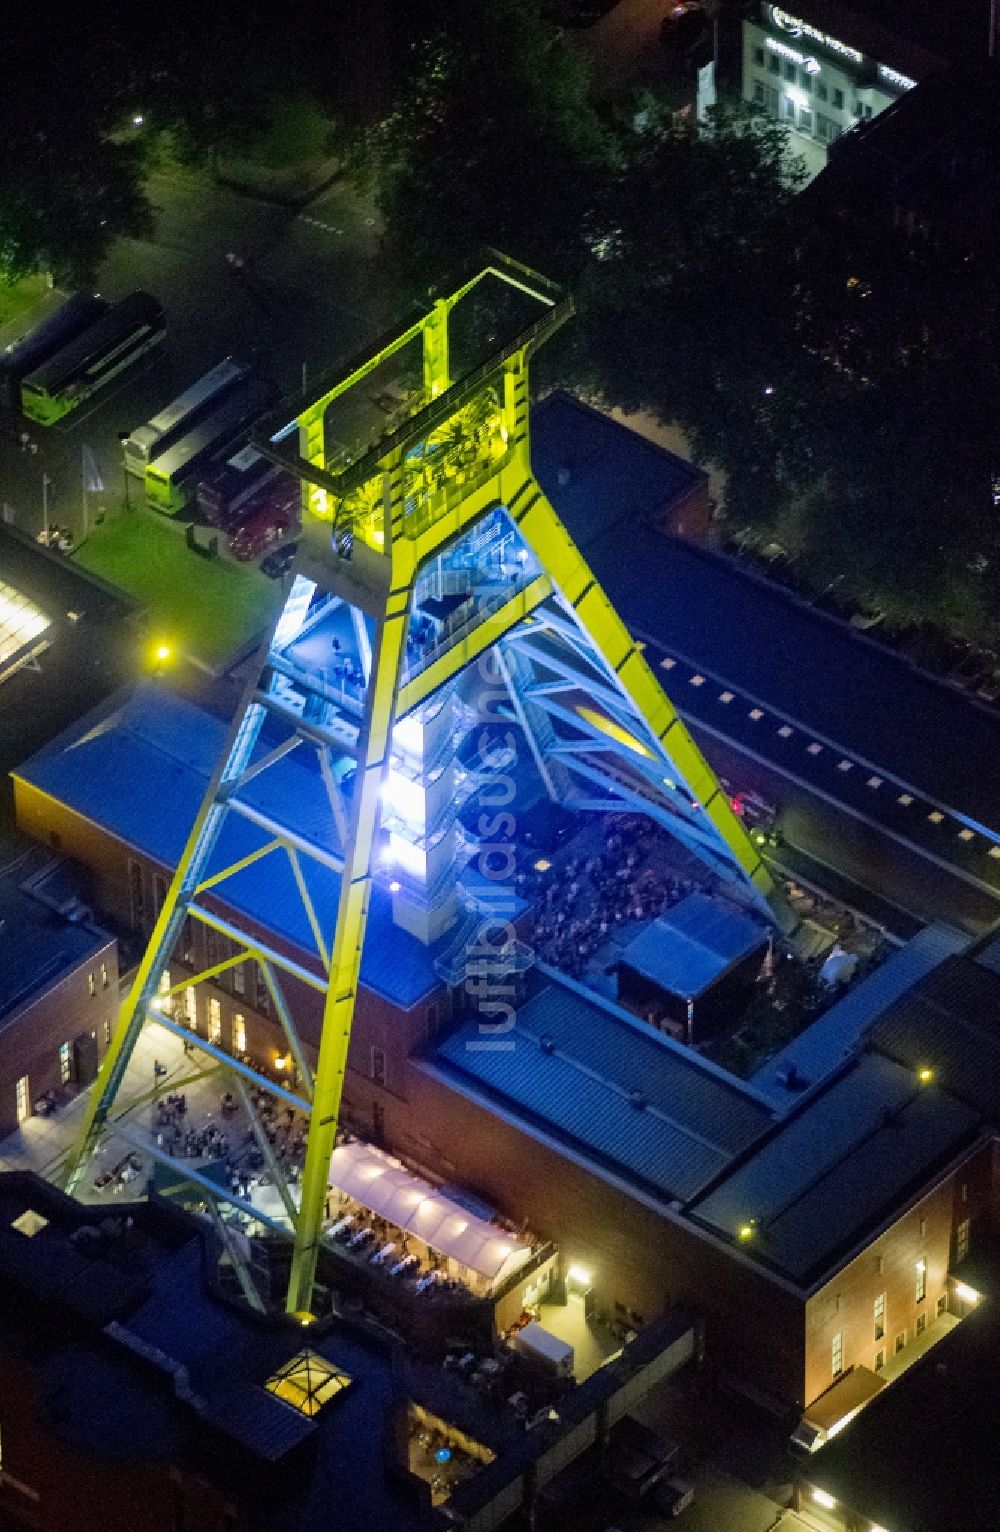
691, 1053, 981, 1283
432, 974, 776, 1204
619, 892, 767, 999
531, 391, 704, 550
13, 685, 441, 1009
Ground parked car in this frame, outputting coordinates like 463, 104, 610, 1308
651, 1477, 695, 1517
260, 541, 298, 579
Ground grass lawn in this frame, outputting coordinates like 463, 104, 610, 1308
72, 506, 279, 669
0, 273, 53, 335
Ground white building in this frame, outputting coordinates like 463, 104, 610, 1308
704, 2, 941, 181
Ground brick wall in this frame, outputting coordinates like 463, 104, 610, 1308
804, 1137, 994, 1405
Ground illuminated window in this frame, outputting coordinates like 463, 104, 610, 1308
371, 1047, 387, 1086
87, 971, 96, 997
103, 1019, 112, 1047
894, 1330, 906, 1354
100, 961, 109, 989
208, 998, 222, 1045
59, 1042, 72, 1085
956, 1216, 971, 1263
831, 1330, 843, 1377
799, 107, 813, 132
265, 1350, 352, 1417
874, 1291, 885, 1341
916, 1260, 926, 1304
936, 1294, 947, 1318
15, 1076, 29, 1124
232, 1014, 246, 1054
184, 987, 197, 1030
874, 1348, 885, 1372
782, 96, 795, 122
233, 959, 246, 996
158, 969, 171, 995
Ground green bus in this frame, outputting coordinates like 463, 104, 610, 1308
20, 292, 166, 425
144, 377, 279, 515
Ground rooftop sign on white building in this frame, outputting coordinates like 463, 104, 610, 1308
769, 5, 865, 64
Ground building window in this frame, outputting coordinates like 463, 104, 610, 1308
232, 1014, 246, 1055
372, 1099, 385, 1139
956, 1216, 971, 1264
874, 1348, 885, 1372
371, 1047, 387, 1087
916, 1312, 927, 1335
782, 96, 795, 121
874, 1291, 885, 1341
184, 987, 197, 1030
894, 1330, 906, 1354
752, 80, 766, 105
104, 1019, 112, 1047
100, 961, 109, 989
181, 916, 195, 965
816, 79, 828, 101
753, 44, 765, 64
233, 958, 246, 996
831, 1331, 843, 1377
59, 1041, 72, 1085
87, 970, 96, 997
15, 1076, 29, 1125
768, 52, 780, 74
799, 107, 813, 132
916, 1260, 927, 1304
256, 967, 272, 1018
920, 1215, 928, 1237
158, 969, 171, 995
798, 68, 813, 91
783, 59, 795, 81
766, 85, 779, 116
208, 998, 222, 1045
153, 873, 168, 917
961, 1182, 969, 1204
936, 1294, 947, 1318
833, 87, 845, 109
128, 859, 145, 930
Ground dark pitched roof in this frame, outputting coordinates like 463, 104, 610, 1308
431, 972, 777, 1204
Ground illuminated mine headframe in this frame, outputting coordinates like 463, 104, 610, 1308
62, 253, 784, 1316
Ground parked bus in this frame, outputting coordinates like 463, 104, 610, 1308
196, 443, 290, 526
20, 292, 166, 425
124, 357, 249, 477
229, 499, 293, 561
1, 293, 108, 406
144, 377, 279, 515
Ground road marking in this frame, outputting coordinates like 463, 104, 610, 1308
635, 630, 1000, 852
680, 710, 1000, 907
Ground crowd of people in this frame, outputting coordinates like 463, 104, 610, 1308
520, 815, 702, 978
151, 1082, 310, 1208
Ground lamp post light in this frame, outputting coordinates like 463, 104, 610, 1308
119, 432, 131, 511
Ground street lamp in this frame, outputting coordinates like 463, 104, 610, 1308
119, 431, 131, 511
